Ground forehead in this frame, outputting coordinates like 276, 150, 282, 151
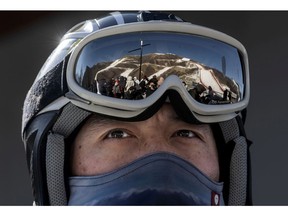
82, 110, 212, 137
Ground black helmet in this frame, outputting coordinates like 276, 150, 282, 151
22, 11, 252, 205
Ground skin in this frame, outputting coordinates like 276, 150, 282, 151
70, 103, 220, 181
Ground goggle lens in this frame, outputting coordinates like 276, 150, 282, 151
75, 32, 244, 105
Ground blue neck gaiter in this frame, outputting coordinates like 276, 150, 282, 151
68, 152, 224, 205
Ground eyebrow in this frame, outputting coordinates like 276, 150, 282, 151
87, 113, 184, 126
86, 113, 209, 131
87, 114, 120, 127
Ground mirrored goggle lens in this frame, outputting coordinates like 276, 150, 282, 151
75, 32, 245, 105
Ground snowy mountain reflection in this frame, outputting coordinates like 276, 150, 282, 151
77, 53, 240, 104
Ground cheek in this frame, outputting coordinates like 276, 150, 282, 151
70, 128, 101, 176
173, 132, 219, 181
70, 134, 140, 176
71, 142, 110, 176
188, 148, 219, 182
184, 141, 219, 182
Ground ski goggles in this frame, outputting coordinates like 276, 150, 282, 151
66, 22, 249, 123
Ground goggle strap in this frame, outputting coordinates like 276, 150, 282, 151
46, 103, 90, 205
219, 119, 248, 205
46, 133, 67, 205
228, 136, 248, 205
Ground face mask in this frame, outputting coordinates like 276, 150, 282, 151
68, 152, 224, 205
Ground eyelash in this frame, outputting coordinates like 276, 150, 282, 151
174, 130, 196, 138
106, 129, 130, 139
106, 129, 196, 139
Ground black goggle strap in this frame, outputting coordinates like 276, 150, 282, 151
46, 103, 90, 205
219, 117, 249, 205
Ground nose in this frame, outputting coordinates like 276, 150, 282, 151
136, 105, 176, 155
139, 131, 172, 154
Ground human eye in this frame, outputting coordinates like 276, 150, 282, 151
174, 130, 196, 138
106, 129, 131, 139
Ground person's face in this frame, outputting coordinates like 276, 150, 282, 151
70, 103, 220, 181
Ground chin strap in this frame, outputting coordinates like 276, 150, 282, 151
46, 103, 90, 205
219, 117, 250, 205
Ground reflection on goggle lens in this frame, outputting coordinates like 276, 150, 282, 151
75, 32, 244, 105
